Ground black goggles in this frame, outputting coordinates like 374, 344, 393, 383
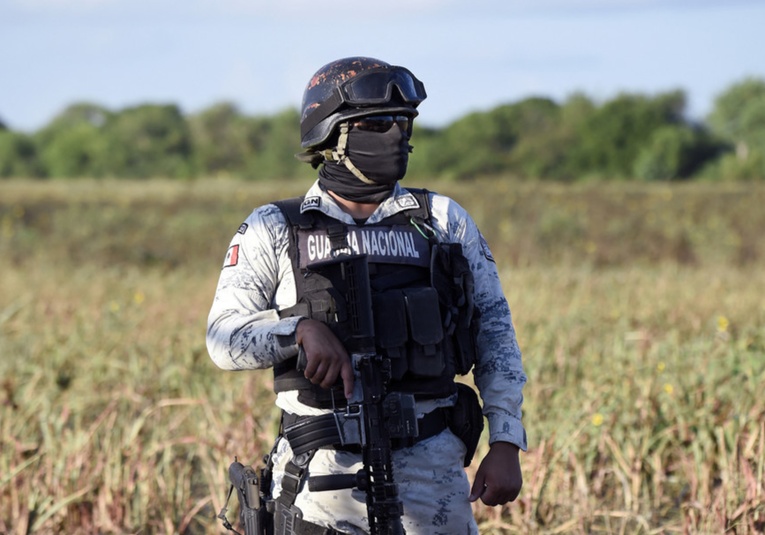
351, 115, 411, 134
301, 66, 426, 139
338, 67, 427, 106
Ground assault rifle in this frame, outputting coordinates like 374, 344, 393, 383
305, 254, 418, 535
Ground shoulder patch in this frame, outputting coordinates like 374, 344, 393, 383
237, 223, 248, 234
223, 244, 240, 268
395, 194, 420, 210
479, 233, 495, 263
300, 196, 321, 211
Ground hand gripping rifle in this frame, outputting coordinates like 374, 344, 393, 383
305, 253, 418, 535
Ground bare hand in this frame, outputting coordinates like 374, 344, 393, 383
469, 442, 522, 505
296, 319, 354, 399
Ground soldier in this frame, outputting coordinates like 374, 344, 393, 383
207, 56, 527, 534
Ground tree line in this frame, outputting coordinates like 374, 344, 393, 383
1, 77, 763, 181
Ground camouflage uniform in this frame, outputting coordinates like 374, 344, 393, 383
207, 180, 527, 534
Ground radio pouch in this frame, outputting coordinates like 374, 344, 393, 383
448, 383, 485, 467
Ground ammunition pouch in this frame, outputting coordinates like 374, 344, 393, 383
431, 242, 480, 375
374, 286, 445, 380
447, 383, 485, 467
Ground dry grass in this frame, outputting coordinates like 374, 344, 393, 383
1, 178, 764, 534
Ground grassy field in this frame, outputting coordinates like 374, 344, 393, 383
1, 177, 764, 534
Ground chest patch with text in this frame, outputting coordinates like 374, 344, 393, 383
296, 225, 430, 269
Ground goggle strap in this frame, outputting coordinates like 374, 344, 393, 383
301, 89, 345, 139
328, 123, 375, 185
343, 157, 376, 185
295, 149, 326, 169
335, 123, 349, 159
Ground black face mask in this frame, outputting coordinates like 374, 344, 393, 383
319, 124, 413, 203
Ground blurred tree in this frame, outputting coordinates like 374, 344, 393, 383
35, 102, 111, 178
706, 77, 765, 179
560, 92, 597, 126
708, 78, 765, 148
242, 108, 313, 180
426, 107, 517, 179
418, 97, 561, 179
41, 123, 105, 178
402, 124, 442, 179
0, 131, 45, 178
188, 102, 250, 177
41, 102, 110, 130
551, 93, 598, 180
101, 104, 193, 178
503, 97, 569, 179
7, 78, 765, 182
708, 151, 765, 181
632, 125, 718, 181
567, 90, 688, 178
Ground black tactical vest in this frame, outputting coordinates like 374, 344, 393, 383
274, 189, 480, 409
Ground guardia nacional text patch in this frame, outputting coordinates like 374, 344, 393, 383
296, 225, 430, 270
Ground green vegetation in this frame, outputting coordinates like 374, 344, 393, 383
2, 78, 765, 181
1, 178, 763, 533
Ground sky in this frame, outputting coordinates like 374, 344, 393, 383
1, 0, 764, 133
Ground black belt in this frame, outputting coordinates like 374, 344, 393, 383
282, 407, 450, 456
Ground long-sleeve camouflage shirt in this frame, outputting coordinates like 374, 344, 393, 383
206, 180, 527, 450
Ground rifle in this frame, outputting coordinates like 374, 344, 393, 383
305, 254, 417, 535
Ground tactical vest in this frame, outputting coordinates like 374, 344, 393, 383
274, 189, 480, 409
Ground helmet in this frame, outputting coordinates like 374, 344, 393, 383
299, 56, 427, 149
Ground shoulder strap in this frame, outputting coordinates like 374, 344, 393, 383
273, 196, 310, 229
402, 187, 432, 223
273, 196, 311, 319
401, 187, 438, 244
273, 195, 316, 271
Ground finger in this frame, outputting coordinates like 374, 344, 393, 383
469, 474, 487, 502
480, 486, 503, 506
302, 351, 319, 378
320, 361, 341, 389
340, 359, 354, 399
306, 361, 326, 384
481, 484, 518, 506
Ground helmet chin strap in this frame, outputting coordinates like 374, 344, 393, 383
321, 122, 376, 185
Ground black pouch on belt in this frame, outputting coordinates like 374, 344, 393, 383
448, 383, 485, 467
